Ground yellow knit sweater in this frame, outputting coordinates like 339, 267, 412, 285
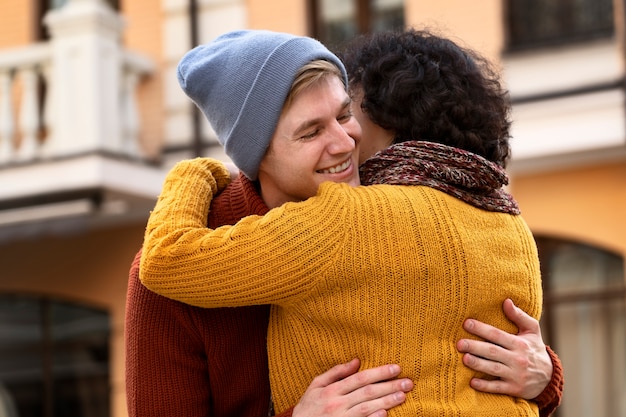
140, 158, 542, 416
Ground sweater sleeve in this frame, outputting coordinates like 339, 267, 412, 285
126, 247, 274, 417
535, 345, 564, 417
125, 249, 213, 416
140, 158, 347, 308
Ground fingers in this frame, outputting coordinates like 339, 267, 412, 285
337, 363, 404, 395
460, 318, 515, 351
457, 335, 510, 363
502, 299, 540, 335
351, 391, 407, 417
457, 301, 553, 400
310, 358, 362, 389
459, 348, 511, 378
293, 362, 412, 417
468, 376, 516, 396
346, 378, 413, 417
308, 360, 404, 395
461, 353, 527, 397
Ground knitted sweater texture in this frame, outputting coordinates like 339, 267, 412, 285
126, 174, 295, 417
140, 157, 543, 416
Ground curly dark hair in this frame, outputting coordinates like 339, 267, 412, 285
337, 28, 512, 167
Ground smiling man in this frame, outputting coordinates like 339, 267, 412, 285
125, 30, 411, 417
256, 60, 359, 208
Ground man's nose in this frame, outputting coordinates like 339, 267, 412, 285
328, 121, 359, 154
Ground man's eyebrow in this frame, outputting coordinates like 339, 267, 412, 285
293, 118, 321, 137
341, 96, 352, 110
340, 96, 352, 110
292, 97, 352, 137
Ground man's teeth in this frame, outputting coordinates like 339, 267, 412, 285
320, 160, 350, 174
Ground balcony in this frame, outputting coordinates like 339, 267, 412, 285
0, 0, 163, 241
503, 0, 626, 174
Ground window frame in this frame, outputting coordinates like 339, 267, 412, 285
308, 0, 404, 49
504, 0, 615, 52
535, 236, 626, 417
0, 295, 111, 417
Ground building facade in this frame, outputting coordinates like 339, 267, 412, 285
0, 0, 624, 416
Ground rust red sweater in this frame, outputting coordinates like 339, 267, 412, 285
125, 173, 562, 417
125, 174, 294, 417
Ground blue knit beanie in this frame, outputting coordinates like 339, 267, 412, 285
177, 30, 348, 180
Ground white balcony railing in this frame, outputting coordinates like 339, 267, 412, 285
0, 0, 153, 166
504, 39, 626, 173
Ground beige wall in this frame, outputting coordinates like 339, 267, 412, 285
0, 1, 35, 47
511, 163, 626, 257
0, 223, 146, 417
404, 0, 504, 62
248, 0, 308, 34
121, 0, 166, 157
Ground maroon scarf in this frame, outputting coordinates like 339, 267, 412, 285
359, 141, 520, 215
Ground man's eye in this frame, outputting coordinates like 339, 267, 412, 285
299, 130, 319, 140
338, 111, 353, 122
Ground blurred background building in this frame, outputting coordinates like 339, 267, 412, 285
0, 0, 624, 415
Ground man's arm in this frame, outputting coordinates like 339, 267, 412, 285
289, 359, 413, 417
125, 250, 215, 416
127, 248, 279, 417
456, 298, 563, 416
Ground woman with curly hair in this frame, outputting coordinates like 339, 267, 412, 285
139, 29, 560, 416
338, 28, 563, 415
339, 28, 511, 166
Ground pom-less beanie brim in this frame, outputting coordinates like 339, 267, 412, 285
177, 30, 348, 180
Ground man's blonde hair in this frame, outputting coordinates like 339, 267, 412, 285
283, 59, 344, 110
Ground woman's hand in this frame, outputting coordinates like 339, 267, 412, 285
293, 358, 413, 417
456, 298, 553, 399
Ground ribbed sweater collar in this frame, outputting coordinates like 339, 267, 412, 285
359, 140, 520, 215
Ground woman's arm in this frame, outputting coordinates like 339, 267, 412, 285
140, 158, 346, 307
456, 298, 563, 416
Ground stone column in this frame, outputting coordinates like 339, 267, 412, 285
43, 0, 125, 156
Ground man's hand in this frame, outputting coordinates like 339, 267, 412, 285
456, 298, 553, 399
293, 358, 413, 417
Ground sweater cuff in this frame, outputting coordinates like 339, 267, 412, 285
206, 158, 233, 194
534, 345, 564, 417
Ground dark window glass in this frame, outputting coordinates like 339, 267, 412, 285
506, 0, 614, 51
0, 296, 110, 417
536, 237, 626, 417
371, 0, 404, 32
46, 0, 119, 10
311, 0, 404, 50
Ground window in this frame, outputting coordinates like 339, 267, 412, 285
505, 0, 614, 51
0, 296, 110, 417
43, 0, 119, 10
536, 237, 626, 417
310, 0, 404, 49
